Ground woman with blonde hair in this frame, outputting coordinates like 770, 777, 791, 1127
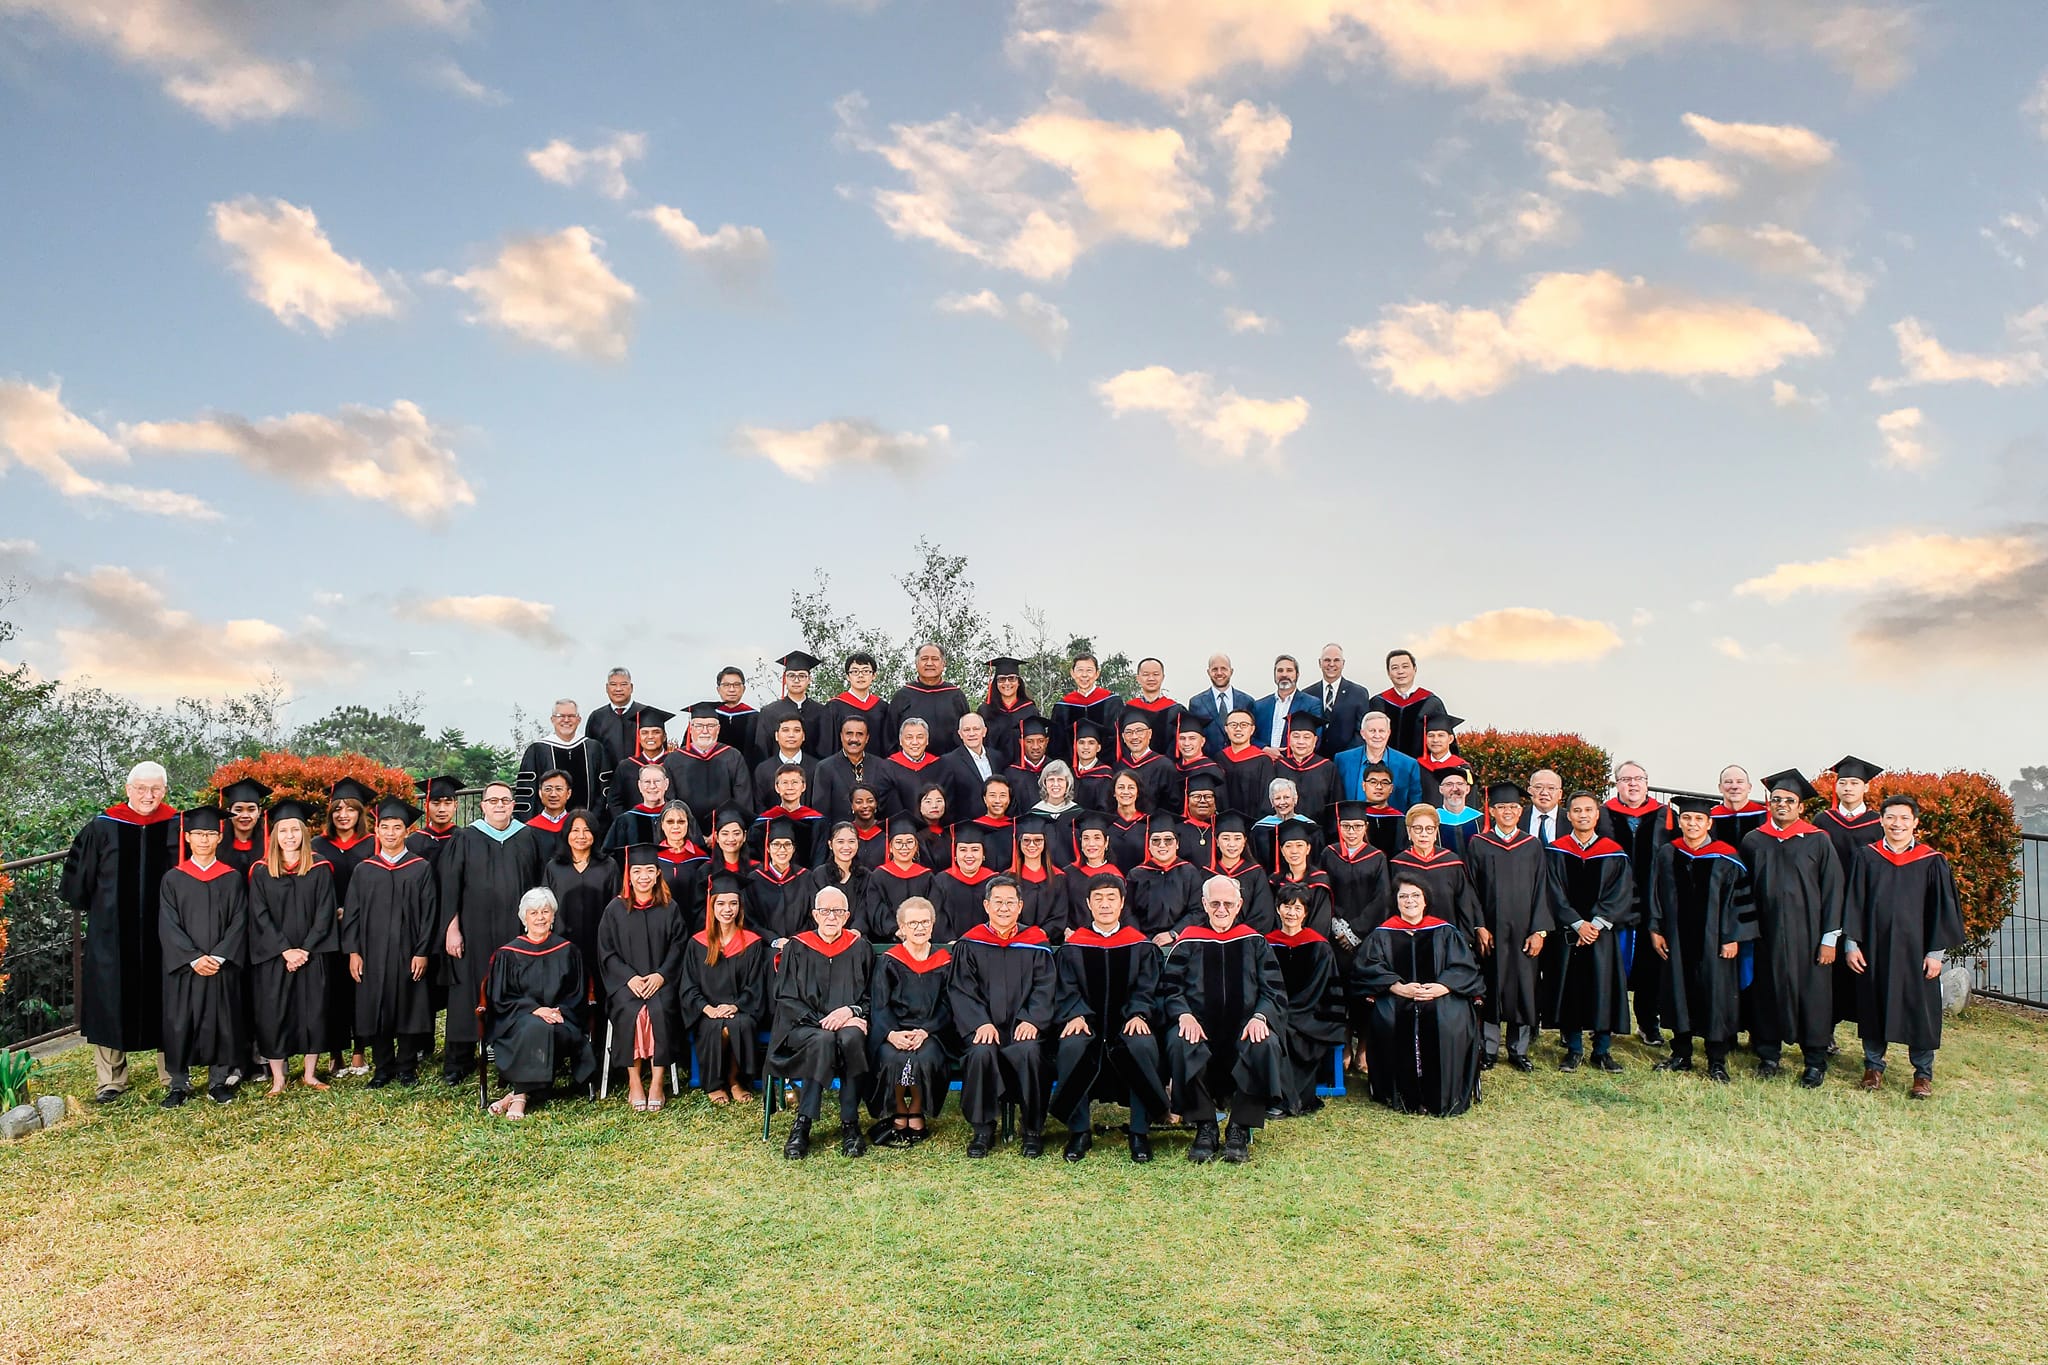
1389, 805, 1481, 936
248, 799, 338, 1096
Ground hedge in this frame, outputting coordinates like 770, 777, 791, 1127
1455, 730, 1615, 803
0, 865, 11, 996
1815, 768, 2021, 956
206, 753, 421, 836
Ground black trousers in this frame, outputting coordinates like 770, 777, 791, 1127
369, 1034, 427, 1076
960, 1037, 1046, 1131
1669, 1033, 1730, 1067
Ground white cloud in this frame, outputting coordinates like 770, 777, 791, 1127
1679, 112, 1835, 169
1737, 531, 2047, 601
1690, 222, 1869, 310
1346, 270, 1822, 400
638, 204, 773, 295
1771, 379, 1811, 407
123, 399, 475, 523
937, 289, 1006, 317
0, 379, 215, 520
932, 290, 1070, 355
840, 94, 1208, 279
735, 418, 951, 482
426, 57, 503, 104
1205, 99, 1292, 231
1224, 307, 1274, 334
1712, 636, 1747, 659
1875, 406, 1929, 468
1096, 365, 1308, 460
526, 132, 646, 200
210, 196, 395, 333
0, 0, 475, 124
1418, 607, 1624, 663
1640, 156, 1736, 201
395, 595, 567, 649
1426, 191, 1570, 259
441, 227, 637, 360
2027, 71, 2048, 140
1870, 318, 2045, 391
1508, 99, 1829, 211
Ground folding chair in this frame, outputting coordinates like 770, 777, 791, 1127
475, 977, 596, 1112
596, 1020, 681, 1100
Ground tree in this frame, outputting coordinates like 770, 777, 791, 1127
292, 697, 512, 787
2008, 766, 2048, 835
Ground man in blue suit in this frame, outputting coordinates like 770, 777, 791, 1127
1310, 643, 1373, 760
1332, 710, 1423, 810
1185, 652, 1259, 753
1252, 654, 1322, 756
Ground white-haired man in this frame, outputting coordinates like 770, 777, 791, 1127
1162, 875, 1288, 1165
515, 698, 612, 832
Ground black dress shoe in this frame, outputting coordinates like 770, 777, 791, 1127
1559, 1052, 1581, 1073
1188, 1119, 1220, 1163
1798, 1066, 1826, 1089
1127, 1132, 1153, 1163
867, 1118, 897, 1144
1480, 1052, 1497, 1071
1652, 1057, 1694, 1073
1020, 1130, 1045, 1159
367, 1073, 394, 1089
839, 1121, 867, 1157
1300, 1095, 1324, 1114
442, 1071, 470, 1087
902, 1126, 930, 1146
966, 1124, 996, 1159
1064, 1131, 1092, 1163
1591, 1054, 1624, 1073
1638, 1030, 1666, 1047
1706, 1065, 1731, 1084
397, 1070, 419, 1086
783, 1115, 813, 1160
93, 1086, 124, 1104
1221, 1123, 1252, 1164
1756, 1060, 1783, 1079
207, 1083, 235, 1104
160, 1090, 189, 1109
1506, 1054, 1535, 1073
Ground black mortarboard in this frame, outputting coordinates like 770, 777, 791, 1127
633, 705, 675, 731
1183, 771, 1222, 794
374, 796, 423, 826
713, 806, 749, 831
1015, 813, 1053, 838
708, 870, 745, 899
1286, 710, 1323, 734
764, 818, 798, 846
1074, 810, 1112, 835
952, 823, 986, 846
1425, 712, 1463, 734
220, 778, 272, 807
687, 701, 723, 721
887, 813, 921, 838
1019, 714, 1049, 737
1120, 711, 1155, 732
625, 843, 661, 868
987, 656, 1024, 675
328, 778, 378, 805
269, 799, 317, 825
1278, 816, 1316, 845
418, 775, 463, 801
1485, 782, 1529, 807
1671, 795, 1717, 817
1831, 755, 1883, 783
1073, 721, 1108, 745
1762, 769, 1818, 802
1214, 811, 1250, 835
183, 805, 226, 834
1334, 800, 1371, 822
777, 650, 820, 672
1146, 813, 1180, 837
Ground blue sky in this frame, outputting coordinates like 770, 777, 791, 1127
2, 1, 2046, 788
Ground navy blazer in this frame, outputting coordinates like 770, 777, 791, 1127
1308, 678, 1374, 758
1252, 690, 1323, 750
1184, 686, 1260, 751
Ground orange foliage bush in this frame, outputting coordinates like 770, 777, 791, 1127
1456, 730, 1615, 803
1815, 768, 2021, 954
206, 754, 419, 834
0, 865, 11, 995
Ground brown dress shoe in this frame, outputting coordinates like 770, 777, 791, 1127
1859, 1068, 1883, 1090
1909, 1075, 1933, 1099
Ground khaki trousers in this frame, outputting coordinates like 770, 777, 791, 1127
93, 1045, 172, 1092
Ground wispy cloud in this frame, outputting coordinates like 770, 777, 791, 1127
1097, 365, 1308, 460
1420, 607, 1624, 663
1870, 318, 2045, 392
735, 418, 951, 482
0, 379, 216, 520
395, 595, 568, 649
526, 131, 647, 199
210, 196, 396, 333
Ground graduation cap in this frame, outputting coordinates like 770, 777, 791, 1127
1831, 755, 1884, 783
1073, 721, 1109, 746
1120, 711, 1156, 733
624, 843, 662, 868
1018, 714, 1050, 738
1334, 800, 1372, 823
1073, 810, 1112, 836
328, 778, 379, 806
1277, 816, 1317, 845
987, 656, 1024, 675
686, 701, 723, 721
417, 774, 463, 802
1425, 712, 1464, 734
183, 804, 227, 834
952, 823, 986, 846
1286, 710, 1324, 734
1146, 813, 1180, 838
633, 705, 676, 732
269, 799, 318, 826
707, 870, 746, 900
777, 650, 820, 672
886, 813, 922, 839
1762, 768, 1819, 802
713, 806, 749, 832
763, 818, 799, 847
1184, 771, 1222, 795
1014, 813, 1054, 839
1485, 782, 1529, 808
219, 777, 272, 808
374, 795, 423, 827
1671, 795, 1717, 817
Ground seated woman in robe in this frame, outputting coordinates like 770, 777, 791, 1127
484, 888, 598, 1120
598, 845, 688, 1112
868, 897, 955, 1147
1355, 878, 1485, 1117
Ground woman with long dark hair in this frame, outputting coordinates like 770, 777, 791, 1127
597, 846, 687, 1112
682, 870, 771, 1104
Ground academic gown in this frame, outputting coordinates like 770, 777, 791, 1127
755, 695, 829, 762
543, 854, 618, 1034
1029, 803, 1082, 869
1049, 688, 1122, 765
797, 863, 879, 942
343, 851, 439, 1038
1843, 843, 1965, 1052
247, 861, 339, 1057
1321, 844, 1392, 945
1072, 763, 1118, 815
1362, 807, 1410, 859
1739, 821, 1845, 1052
1462, 830, 1554, 1035
1108, 813, 1149, 873
440, 824, 548, 1046
1267, 867, 1337, 942
661, 745, 753, 833
523, 811, 570, 865
484, 933, 597, 1088
1252, 817, 1325, 875
869, 944, 957, 1119
766, 930, 874, 1086
1355, 916, 1484, 1116
714, 703, 761, 768
1540, 837, 1636, 1035
1014, 863, 1071, 941
1211, 858, 1276, 934
1118, 696, 1188, 765
680, 930, 771, 1085
750, 806, 823, 870
1128, 859, 1206, 937
1002, 758, 1049, 812
1649, 841, 1752, 1041
867, 862, 936, 942
821, 692, 893, 761
1416, 755, 1474, 808
220, 834, 265, 877
596, 897, 688, 1067
811, 752, 886, 827
948, 923, 1058, 1129
1276, 753, 1342, 831
585, 704, 641, 775
1266, 928, 1345, 1113
1366, 688, 1448, 759
1215, 747, 1276, 821
1062, 864, 1126, 936
312, 831, 378, 1049
607, 754, 667, 820
406, 825, 458, 867
1116, 750, 1180, 815
964, 815, 1017, 875
61, 803, 180, 1053
1050, 925, 1169, 1125
1160, 923, 1288, 1116
1434, 806, 1484, 858
1598, 799, 1670, 1017
929, 867, 1001, 942
159, 860, 249, 1075
915, 821, 954, 873
1388, 849, 1481, 936
1815, 807, 1885, 1024
514, 735, 614, 828
888, 682, 972, 755
980, 701, 1040, 772
654, 846, 712, 918
745, 865, 811, 943
879, 753, 946, 825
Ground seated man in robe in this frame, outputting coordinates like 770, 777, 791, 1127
1162, 875, 1288, 1164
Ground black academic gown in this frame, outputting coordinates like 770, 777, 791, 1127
585, 704, 641, 777
1062, 863, 1126, 936
1277, 753, 1342, 831
981, 701, 1041, 772
1365, 688, 1448, 759
811, 752, 886, 827
1843, 843, 1965, 1052
1266, 928, 1344, 1114
1598, 799, 1670, 1021
441, 824, 548, 1046
543, 854, 617, 1037
1540, 837, 1636, 1035
1049, 689, 1122, 765
1321, 843, 1392, 946
1362, 807, 1410, 859
679, 930, 771, 1085
661, 744, 753, 833
869, 943, 957, 1119
714, 704, 762, 768
1648, 841, 1752, 1042
949, 923, 1058, 1129
1215, 746, 1276, 821
1211, 858, 1276, 934
1129, 859, 1205, 937
1739, 821, 1844, 1053
312, 832, 377, 1051
930, 868, 1000, 943
1388, 849, 1481, 936
757, 695, 830, 762
596, 898, 688, 1067
1462, 829, 1554, 1036
61, 803, 180, 1053
821, 692, 893, 761
766, 929, 875, 1087
1161, 923, 1288, 1122
1050, 925, 1170, 1127
1073, 763, 1118, 816
867, 862, 936, 943
514, 735, 614, 828
342, 851, 439, 1038
1015, 864, 1071, 942
878, 753, 946, 823
158, 860, 249, 1075
798, 862, 879, 941
888, 682, 972, 756
484, 933, 597, 1089
1266, 868, 1337, 942
247, 861, 338, 1057
1116, 750, 1180, 815
1814, 807, 1885, 1024
1355, 916, 1484, 1116
745, 865, 811, 943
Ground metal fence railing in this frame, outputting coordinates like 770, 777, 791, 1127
1975, 834, 2047, 1009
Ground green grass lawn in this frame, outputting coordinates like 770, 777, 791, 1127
4, 1007, 2046, 1365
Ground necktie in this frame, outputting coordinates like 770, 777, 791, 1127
1325, 683, 1336, 708
1540, 813, 1552, 842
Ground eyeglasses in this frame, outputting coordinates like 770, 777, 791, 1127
481, 796, 513, 805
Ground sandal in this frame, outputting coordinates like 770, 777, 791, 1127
488, 1094, 517, 1118
706, 1089, 730, 1106
300, 1077, 329, 1091
504, 1097, 527, 1121
646, 1092, 665, 1112
630, 1096, 650, 1112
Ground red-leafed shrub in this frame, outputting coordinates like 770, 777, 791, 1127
1815, 768, 2021, 955
1456, 730, 1615, 803
0, 865, 12, 995
206, 754, 419, 834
